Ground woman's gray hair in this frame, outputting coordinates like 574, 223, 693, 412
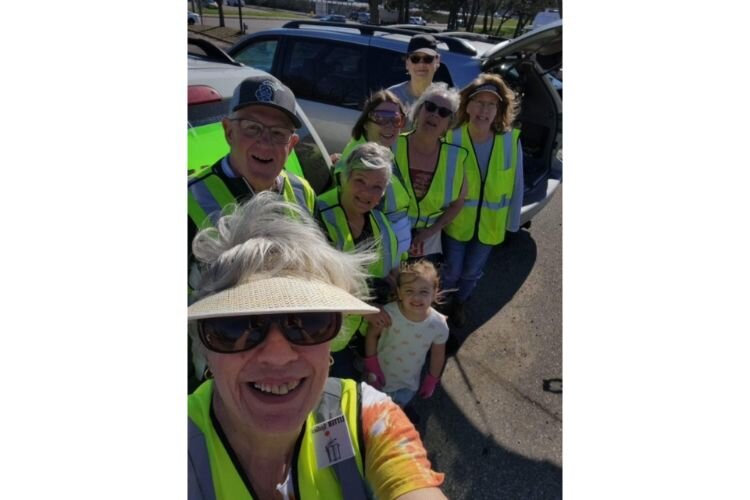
188, 191, 376, 376
339, 142, 393, 187
409, 82, 461, 130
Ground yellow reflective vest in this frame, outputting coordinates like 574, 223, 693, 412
188, 378, 367, 500
316, 187, 400, 351
188, 162, 316, 232
443, 126, 521, 244
393, 132, 467, 230
335, 138, 412, 257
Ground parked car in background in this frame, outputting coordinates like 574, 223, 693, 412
319, 14, 347, 23
356, 12, 371, 24
187, 37, 333, 194
409, 16, 426, 26
188, 11, 201, 25
228, 20, 563, 225
388, 23, 442, 33
526, 8, 560, 32
225, 0, 245, 5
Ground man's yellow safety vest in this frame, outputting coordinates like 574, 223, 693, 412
188, 165, 315, 231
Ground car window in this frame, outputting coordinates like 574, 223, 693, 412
232, 39, 279, 73
280, 39, 366, 108
368, 47, 454, 91
294, 112, 333, 193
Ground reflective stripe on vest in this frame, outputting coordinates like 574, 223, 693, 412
189, 418, 217, 500
187, 379, 367, 500
316, 189, 400, 278
188, 170, 314, 232
285, 171, 315, 214
444, 125, 520, 245
188, 174, 237, 230
394, 134, 467, 230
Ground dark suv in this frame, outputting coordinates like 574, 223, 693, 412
227, 21, 563, 224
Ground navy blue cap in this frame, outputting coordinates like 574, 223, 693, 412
229, 75, 301, 128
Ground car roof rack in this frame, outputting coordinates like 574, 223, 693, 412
188, 36, 242, 66
281, 20, 478, 56
441, 31, 508, 43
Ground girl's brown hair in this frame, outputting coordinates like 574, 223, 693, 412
351, 89, 406, 140
456, 73, 520, 133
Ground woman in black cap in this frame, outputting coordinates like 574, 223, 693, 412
387, 34, 441, 119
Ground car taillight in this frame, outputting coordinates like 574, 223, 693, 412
188, 85, 222, 105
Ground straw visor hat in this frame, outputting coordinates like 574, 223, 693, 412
188, 274, 378, 321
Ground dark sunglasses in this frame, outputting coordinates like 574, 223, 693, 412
368, 111, 405, 128
197, 312, 342, 353
408, 54, 436, 64
423, 100, 453, 118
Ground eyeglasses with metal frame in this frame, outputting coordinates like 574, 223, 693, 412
229, 118, 294, 144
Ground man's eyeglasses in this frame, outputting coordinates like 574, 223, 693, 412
368, 111, 405, 128
408, 54, 436, 64
229, 118, 294, 145
423, 100, 453, 118
197, 312, 342, 353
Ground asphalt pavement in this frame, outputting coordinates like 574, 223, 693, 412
413, 187, 562, 499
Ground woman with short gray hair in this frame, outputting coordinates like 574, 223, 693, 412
316, 142, 404, 378
188, 191, 447, 500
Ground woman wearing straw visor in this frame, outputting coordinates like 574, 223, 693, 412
188, 192, 446, 500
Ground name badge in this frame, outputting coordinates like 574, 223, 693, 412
311, 414, 355, 469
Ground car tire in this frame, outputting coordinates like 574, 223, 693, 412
189, 18, 196, 25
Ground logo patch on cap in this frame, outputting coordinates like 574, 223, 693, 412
255, 79, 281, 103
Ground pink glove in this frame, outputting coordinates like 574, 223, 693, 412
418, 374, 440, 399
363, 356, 386, 389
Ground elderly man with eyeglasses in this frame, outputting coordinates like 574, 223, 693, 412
188, 76, 316, 275
188, 76, 317, 383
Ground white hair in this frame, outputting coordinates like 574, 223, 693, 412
408, 81, 461, 129
189, 191, 376, 377
339, 141, 393, 186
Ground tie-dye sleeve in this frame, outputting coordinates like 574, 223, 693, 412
360, 382, 444, 499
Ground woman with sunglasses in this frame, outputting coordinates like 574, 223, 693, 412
317, 142, 402, 379
188, 192, 446, 500
393, 82, 467, 262
333, 90, 412, 260
387, 34, 441, 119
441, 73, 524, 328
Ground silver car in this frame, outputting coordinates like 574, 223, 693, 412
188, 37, 333, 193
227, 21, 562, 224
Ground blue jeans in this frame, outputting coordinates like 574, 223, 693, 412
441, 234, 494, 303
387, 388, 416, 408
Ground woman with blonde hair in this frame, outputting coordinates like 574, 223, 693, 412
441, 73, 524, 327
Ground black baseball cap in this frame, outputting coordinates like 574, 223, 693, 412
228, 75, 301, 128
407, 34, 439, 56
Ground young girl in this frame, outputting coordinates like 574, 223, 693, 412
364, 260, 449, 407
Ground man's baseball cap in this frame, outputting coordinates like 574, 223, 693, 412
407, 34, 439, 56
228, 75, 302, 129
